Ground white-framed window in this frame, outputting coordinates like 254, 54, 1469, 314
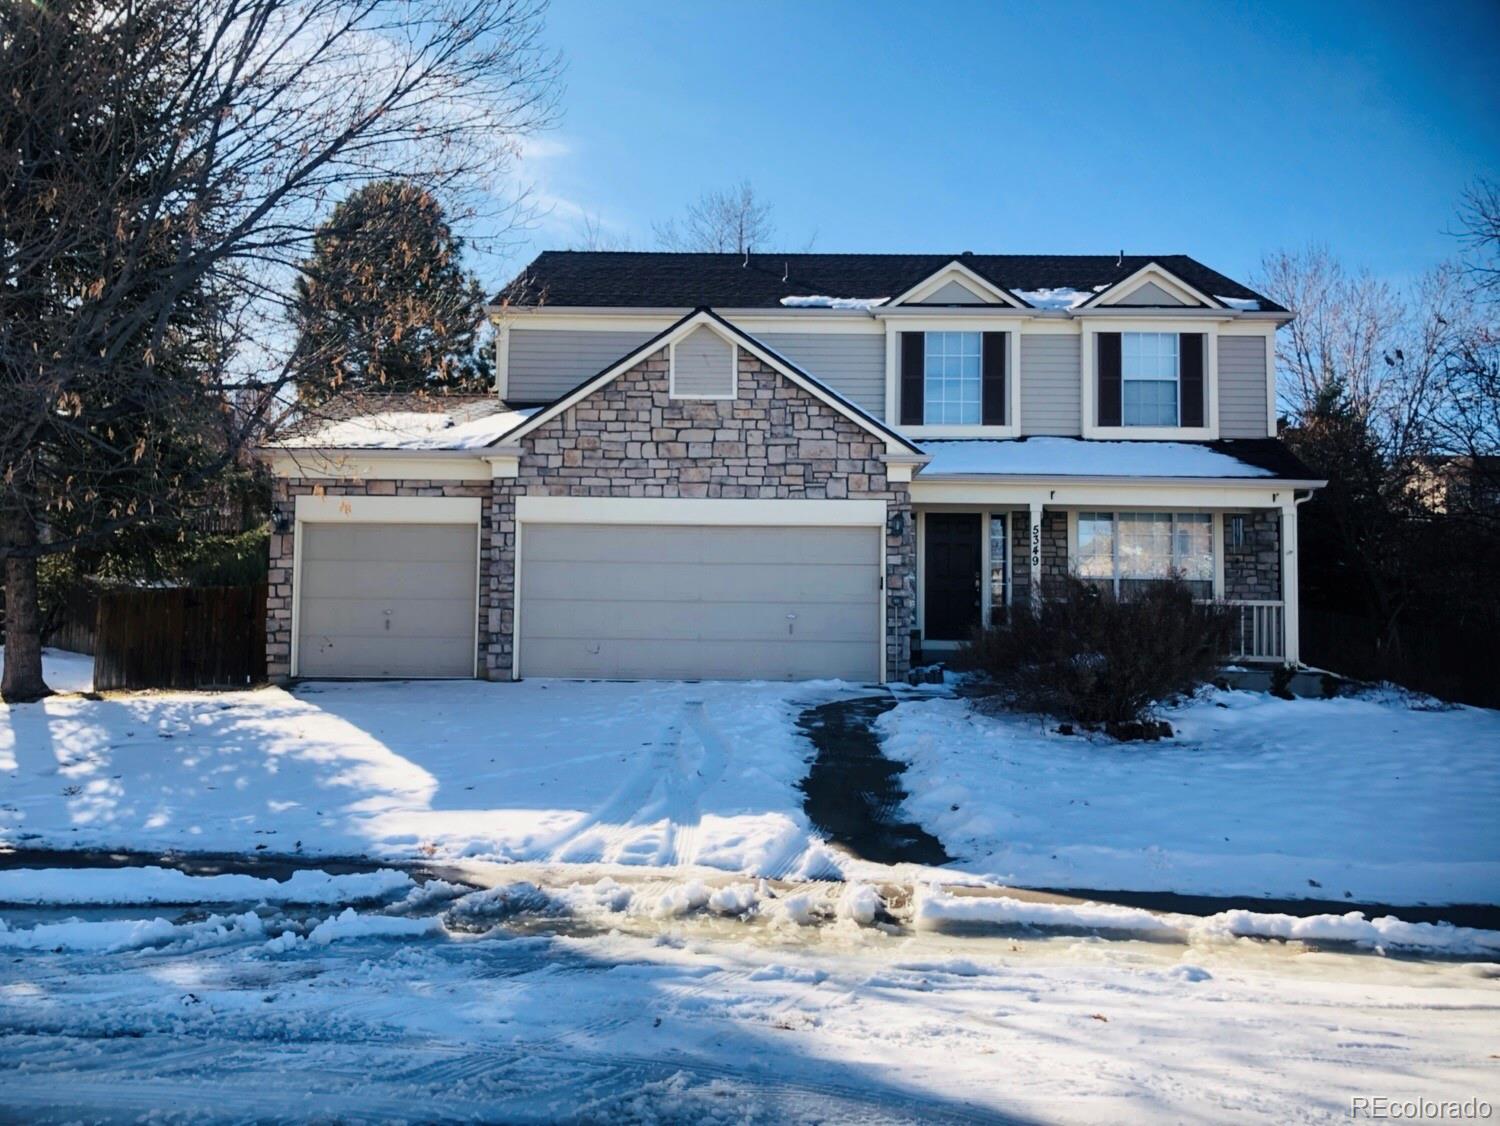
988, 512, 1008, 623
923, 331, 981, 425
1122, 332, 1179, 426
1075, 511, 1213, 599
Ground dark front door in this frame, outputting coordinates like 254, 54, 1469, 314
924, 513, 982, 642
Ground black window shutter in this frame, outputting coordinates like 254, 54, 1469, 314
982, 332, 1007, 426
1180, 333, 1205, 427
1098, 333, 1122, 427
900, 332, 924, 426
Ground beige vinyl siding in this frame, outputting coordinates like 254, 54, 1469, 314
508, 327, 657, 403
518, 523, 881, 681
915, 278, 990, 304
1112, 280, 1190, 306
672, 325, 735, 397
756, 331, 887, 418
1218, 335, 1271, 438
1019, 333, 1082, 436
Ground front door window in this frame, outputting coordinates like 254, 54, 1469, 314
988, 513, 1008, 624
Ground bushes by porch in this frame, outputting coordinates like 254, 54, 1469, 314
957, 575, 1234, 735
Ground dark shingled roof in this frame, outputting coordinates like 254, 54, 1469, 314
495, 251, 1286, 313
1206, 438, 1321, 481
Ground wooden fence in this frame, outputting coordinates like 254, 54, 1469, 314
94, 585, 266, 691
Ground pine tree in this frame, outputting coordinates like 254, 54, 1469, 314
293, 181, 491, 401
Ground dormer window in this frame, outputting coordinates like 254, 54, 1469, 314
1122, 332, 1179, 426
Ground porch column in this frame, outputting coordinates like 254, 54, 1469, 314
1028, 500, 1044, 612
1281, 500, 1300, 665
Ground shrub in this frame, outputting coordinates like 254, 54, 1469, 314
958, 575, 1234, 732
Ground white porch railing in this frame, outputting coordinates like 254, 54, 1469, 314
1229, 600, 1285, 662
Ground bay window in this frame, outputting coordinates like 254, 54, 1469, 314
1075, 512, 1214, 599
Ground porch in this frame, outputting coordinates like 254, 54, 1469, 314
910, 501, 1296, 665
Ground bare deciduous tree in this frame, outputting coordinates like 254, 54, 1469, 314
0, 0, 560, 700
653, 180, 776, 254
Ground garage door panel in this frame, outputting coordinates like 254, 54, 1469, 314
299, 634, 474, 679
298, 596, 477, 640
297, 522, 477, 679
522, 597, 876, 644
524, 524, 877, 567
304, 524, 475, 563
522, 560, 879, 604
520, 637, 877, 682
519, 522, 880, 681
301, 558, 475, 601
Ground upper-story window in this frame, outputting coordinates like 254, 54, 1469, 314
900, 329, 1009, 430
922, 332, 982, 424
1121, 332, 1179, 426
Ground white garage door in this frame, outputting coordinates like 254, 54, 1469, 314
518, 523, 881, 681
297, 523, 477, 678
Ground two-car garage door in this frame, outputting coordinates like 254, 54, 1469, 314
518, 523, 882, 682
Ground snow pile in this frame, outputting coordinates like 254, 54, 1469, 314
0, 910, 265, 954
444, 882, 557, 929
652, 880, 712, 918
275, 405, 535, 451
1013, 287, 1092, 310
1215, 295, 1262, 311
778, 295, 887, 310
836, 883, 882, 926
878, 688, 1500, 904
912, 887, 1500, 956
707, 882, 760, 916
0, 866, 412, 907
0, 647, 95, 693
305, 908, 443, 946
919, 437, 1276, 479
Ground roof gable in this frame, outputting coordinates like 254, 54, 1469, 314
1079, 261, 1222, 309
493, 309, 922, 455
888, 259, 1026, 308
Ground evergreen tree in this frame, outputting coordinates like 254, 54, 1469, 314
293, 181, 491, 400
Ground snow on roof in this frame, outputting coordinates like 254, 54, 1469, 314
779, 295, 889, 309
276, 402, 536, 450
919, 437, 1276, 479
1013, 287, 1093, 310
1215, 295, 1261, 311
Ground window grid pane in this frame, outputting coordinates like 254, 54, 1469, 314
1073, 511, 1216, 598
924, 331, 982, 425
1121, 332, 1179, 427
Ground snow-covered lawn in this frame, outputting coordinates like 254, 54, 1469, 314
879, 688, 1500, 906
0, 647, 95, 694
0, 676, 854, 877
0, 868, 1496, 1123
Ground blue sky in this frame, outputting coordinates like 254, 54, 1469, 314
499, 0, 1500, 291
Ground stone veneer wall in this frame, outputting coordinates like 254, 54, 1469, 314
1009, 508, 1069, 607
486, 347, 914, 681
1223, 509, 1282, 602
266, 477, 493, 682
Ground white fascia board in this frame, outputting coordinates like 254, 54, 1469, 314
909, 478, 1315, 508
295, 494, 482, 523
266, 449, 490, 481
1068, 307, 1238, 321
516, 496, 887, 526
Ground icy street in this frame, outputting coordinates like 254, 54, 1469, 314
2, 868, 1498, 1124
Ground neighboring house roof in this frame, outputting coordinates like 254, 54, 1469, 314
273, 394, 535, 451
492, 307, 925, 456
919, 437, 1322, 483
495, 252, 1285, 313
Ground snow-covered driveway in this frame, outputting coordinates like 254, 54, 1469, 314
0, 677, 865, 877
1, 870, 1496, 1124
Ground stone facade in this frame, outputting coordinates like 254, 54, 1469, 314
486, 347, 914, 681
1009, 508, 1069, 607
1223, 509, 1283, 602
266, 477, 493, 683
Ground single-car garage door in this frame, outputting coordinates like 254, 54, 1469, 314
518, 523, 881, 681
297, 523, 477, 678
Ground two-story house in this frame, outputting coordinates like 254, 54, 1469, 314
263, 252, 1323, 684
